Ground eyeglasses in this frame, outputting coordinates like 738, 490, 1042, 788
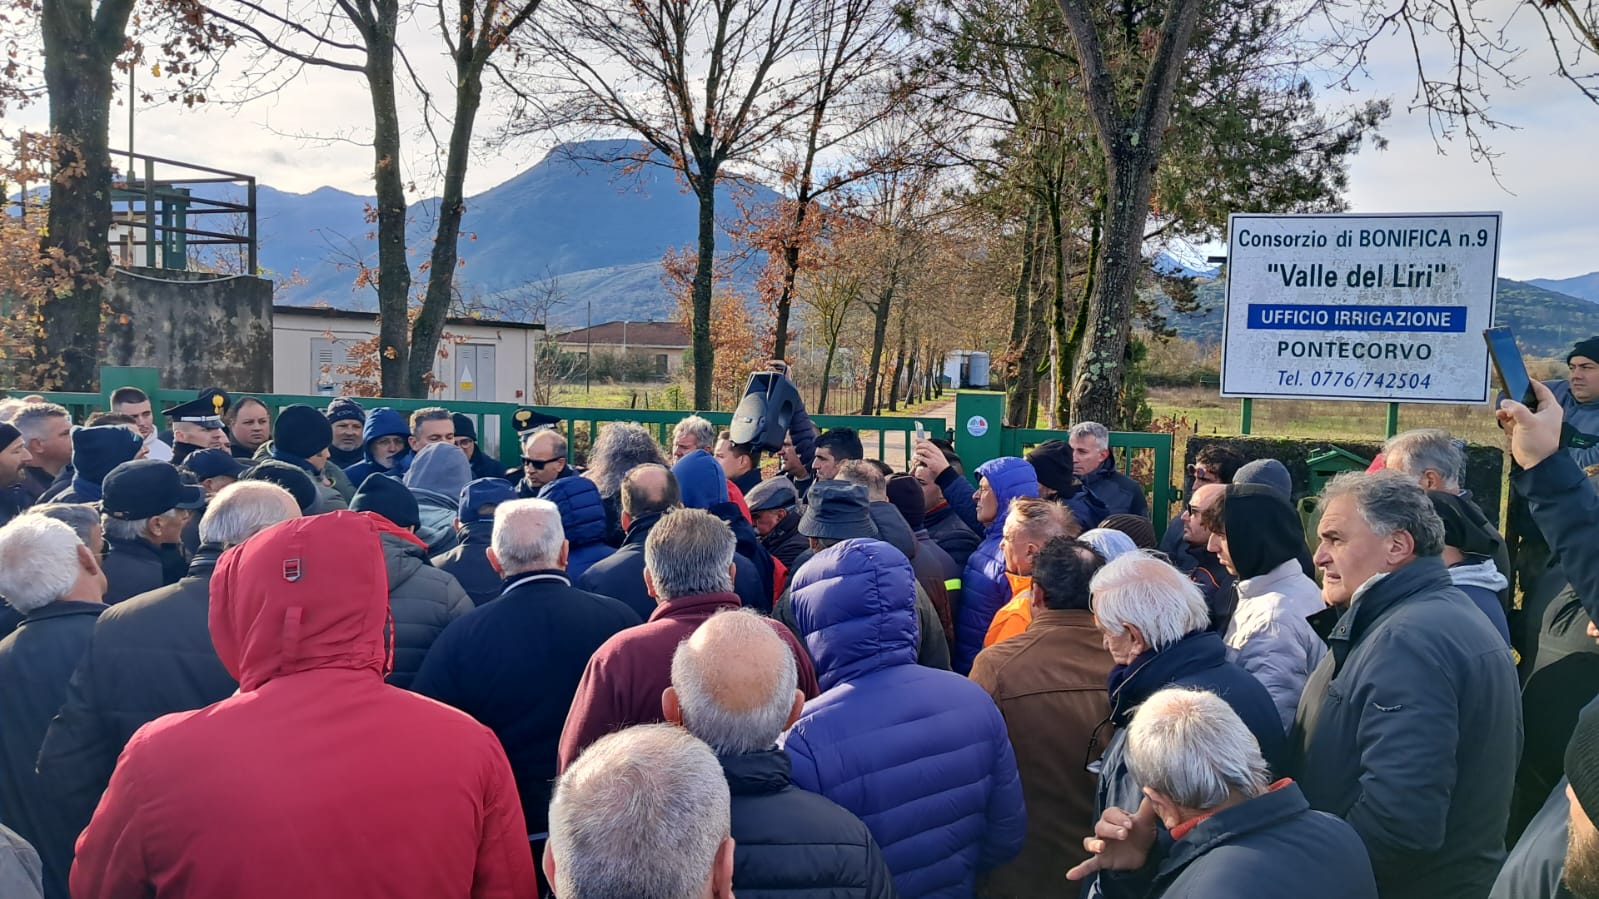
1189, 465, 1217, 483
1183, 503, 1198, 517
522, 456, 562, 470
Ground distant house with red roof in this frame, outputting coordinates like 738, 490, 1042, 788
554, 320, 690, 376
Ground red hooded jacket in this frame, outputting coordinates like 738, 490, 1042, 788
71, 511, 537, 899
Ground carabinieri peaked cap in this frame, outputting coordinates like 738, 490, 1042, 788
511, 407, 562, 438
162, 387, 231, 429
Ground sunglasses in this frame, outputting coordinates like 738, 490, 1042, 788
522, 456, 562, 470
1189, 465, 1217, 483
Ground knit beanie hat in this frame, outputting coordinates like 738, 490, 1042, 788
1101, 513, 1157, 549
324, 397, 366, 426
0, 423, 19, 454
1234, 458, 1293, 501
274, 404, 334, 460
1566, 697, 1599, 816
1569, 336, 1599, 366
243, 459, 319, 513
72, 425, 144, 483
886, 474, 926, 530
451, 412, 478, 442
350, 472, 421, 529
1026, 439, 1075, 495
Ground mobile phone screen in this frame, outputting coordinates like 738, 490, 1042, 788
1483, 327, 1535, 408
914, 421, 927, 443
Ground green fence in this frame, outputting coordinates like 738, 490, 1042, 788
954, 390, 1176, 524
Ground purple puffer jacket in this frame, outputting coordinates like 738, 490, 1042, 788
954, 456, 1039, 673
781, 538, 1026, 899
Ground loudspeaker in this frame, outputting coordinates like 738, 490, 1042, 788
729, 372, 801, 453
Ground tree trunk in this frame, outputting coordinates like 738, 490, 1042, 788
690, 169, 718, 409
1071, 151, 1154, 425
887, 325, 907, 412
860, 266, 896, 416
367, 9, 412, 397
409, 43, 486, 396
818, 340, 838, 414
36, 0, 134, 390
1005, 213, 1047, 427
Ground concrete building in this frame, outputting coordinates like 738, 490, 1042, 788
272, 305, 542, 403
554, 320, 689, 377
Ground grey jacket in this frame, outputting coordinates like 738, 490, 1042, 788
1544, 378, 1599, 467
379, 531, 473, 689
1223, 559, 1328, 732
1290, 556, 1521, 899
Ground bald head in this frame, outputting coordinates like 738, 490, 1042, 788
622, 463, 680, 522
666, 608, 802, 755
1181, 482, 1228, 546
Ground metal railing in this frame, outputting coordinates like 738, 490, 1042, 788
108, 150, 258, 274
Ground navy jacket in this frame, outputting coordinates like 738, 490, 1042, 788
1096, 630, 1286, 820
577, 512, 766, 620
955, 457, 1038, 673
431, 521, 501, 607
1098, 781, 1376, 899
411, 570, 640, 835
100, 536, 185, 605
538, 476, 614, 583
1065, 454, 1148, 530
0, 601, 103, 899
1290, 556, 1521, 899
782, 539, 1026, 899
721, 749, 897, 899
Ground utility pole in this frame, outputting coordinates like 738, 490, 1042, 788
585, 300, 592, 394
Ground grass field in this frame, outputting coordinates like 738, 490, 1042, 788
1148, 386, 1509, 445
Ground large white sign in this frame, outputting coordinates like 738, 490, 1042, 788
1220, 212, 1500, 404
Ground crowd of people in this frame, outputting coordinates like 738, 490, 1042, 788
0, 341, 1593, 899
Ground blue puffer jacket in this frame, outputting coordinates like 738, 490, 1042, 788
954, 457, 1038, 673
538, 476, 614, 583
342, 407, 412, 484
781, 539, 1026, 899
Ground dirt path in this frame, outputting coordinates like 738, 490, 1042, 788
870, 397, 957, 470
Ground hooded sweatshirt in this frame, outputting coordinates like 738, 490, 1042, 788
69, 512, 537, 899
538, 476, 614, 583
955, 457, 1039, 674
1219, 484, 1329, 731
342, 407, 412, 485
404, 442, 473, 554
675, 450, 781, 609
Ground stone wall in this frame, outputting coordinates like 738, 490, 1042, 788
103, 267, 273, 391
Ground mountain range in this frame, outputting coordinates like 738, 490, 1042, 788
254, 139, 778, 327
150, 140, 1599, 347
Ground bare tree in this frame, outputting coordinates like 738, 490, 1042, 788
511, 0, 820, 408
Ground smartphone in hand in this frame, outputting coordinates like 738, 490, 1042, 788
1484, 326, 1537, 410
914, 421, 927, 443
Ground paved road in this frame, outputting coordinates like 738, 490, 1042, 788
866, 398, 957, 471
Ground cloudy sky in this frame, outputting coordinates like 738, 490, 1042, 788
15, 8, 1598, 283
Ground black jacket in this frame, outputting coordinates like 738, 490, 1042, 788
576, 512, 767, 620
1491, 777, 1577, 899
721, 748, 896, 899
0, 484, 30, 529
758, 510, 808, 569
99, 535, 186, 605
924, 502, 981, 570
0, 600, 103, 899
1290, 556, 1521, 899
37, 547, 236, 867
431, 521, 501, 607
411, 570, 640, 835
1098, 781, 1376, 899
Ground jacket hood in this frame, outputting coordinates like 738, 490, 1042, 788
210, 511, 403, 691
404, 441, 473, 502
673, 449, 729, 510
539, 475, 609, 547
1449, 556, 1509, 593
790, 538, 918, 690
1221, 484, 1307, 580
974, 456, 1039, 538
361, 407, 412, 464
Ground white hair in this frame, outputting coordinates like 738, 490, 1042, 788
200, 481, 300, 547
672, 415, 716, 451
1125, 687, 1269, 810
26, 503, 100, 547
103, 509, 186, 544
491, 498, 566, 575
1384, 428, 1464, 490
644, 509, 735, 599
671, 609, 798, 755
13, 402, 70, 440
0, 516, 83, 611
1069, 420, 1110, 452
549, 724, 730, 899
1321, 470, 1445, 558
1091, 550, 1210, 650
0, 398, 25, 424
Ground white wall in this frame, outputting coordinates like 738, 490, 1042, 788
273, 311, 538, 403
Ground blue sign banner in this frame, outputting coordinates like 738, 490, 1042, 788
1246, 304, 1468, 333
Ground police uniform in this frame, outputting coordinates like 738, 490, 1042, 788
162, 389, 230, 467
506, 408, 563, 481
